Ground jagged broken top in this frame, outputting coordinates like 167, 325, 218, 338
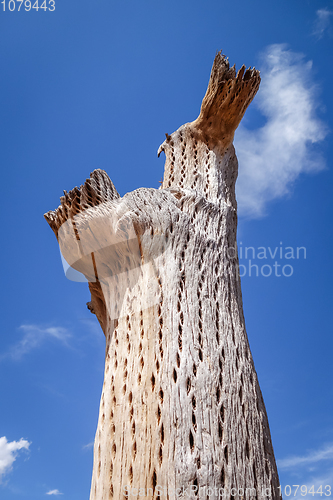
191, 50, 260, 147
44, 169, 120, 239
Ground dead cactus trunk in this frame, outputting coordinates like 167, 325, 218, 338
45, 52, 281, 500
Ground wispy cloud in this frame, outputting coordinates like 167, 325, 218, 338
82, 442, 94, 451
278, 442, 333, 470
235, 44, 327, 218
1, 324, 71, 361
46, 490, 63, 496
0, 436, 31, 482
313, 8, 333, 39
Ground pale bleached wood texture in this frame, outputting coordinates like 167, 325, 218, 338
45, 52, 281, 500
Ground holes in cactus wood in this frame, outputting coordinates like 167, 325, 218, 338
198, 349, 203, 362
159, 389, 164, 403
216, 387, 220, 403
157, 406, 161, 424
224, 445, 228, 464
132, 421, 136, 437
186, 377, 191, 394
160, 423, 164, 444
192, 395, 196, 410
159, 445, 163, 465
220, 404, 225, 422
221, 467, 225, 488
192, 412, 197, 431
193, 363, 197, 376
193, 477, 198, 496
152, 470, 157, 491
140, 357, 144, 370
197, 456, 201, 469
189, 430, 194, 451
151, 374, 156, 391
265, 461, 269, 478
129, 465, 133, 485
245, 439, 250, 459
137, 373, 141, 384
173, 368, 178, 383
176, 352, 180, 368
156, 360, 160, 373
112, 443, 117, 458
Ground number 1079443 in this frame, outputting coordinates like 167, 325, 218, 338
1, 0, 55, 11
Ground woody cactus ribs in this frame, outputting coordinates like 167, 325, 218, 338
45, 52, 281, 500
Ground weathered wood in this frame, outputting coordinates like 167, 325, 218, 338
45, 52, 280, 500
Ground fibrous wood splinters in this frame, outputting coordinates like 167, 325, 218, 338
44, 52, 281, 500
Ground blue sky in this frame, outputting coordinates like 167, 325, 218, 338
0, 0, 332, 498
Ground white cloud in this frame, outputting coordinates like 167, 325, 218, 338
82, 442, 94, 450
235, 44, 327, 218
313, 8, 333, 39
277, 442, 333, 469
46, 490, 63, 496
1, 324, 71, 361
0, 436, 31, 482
